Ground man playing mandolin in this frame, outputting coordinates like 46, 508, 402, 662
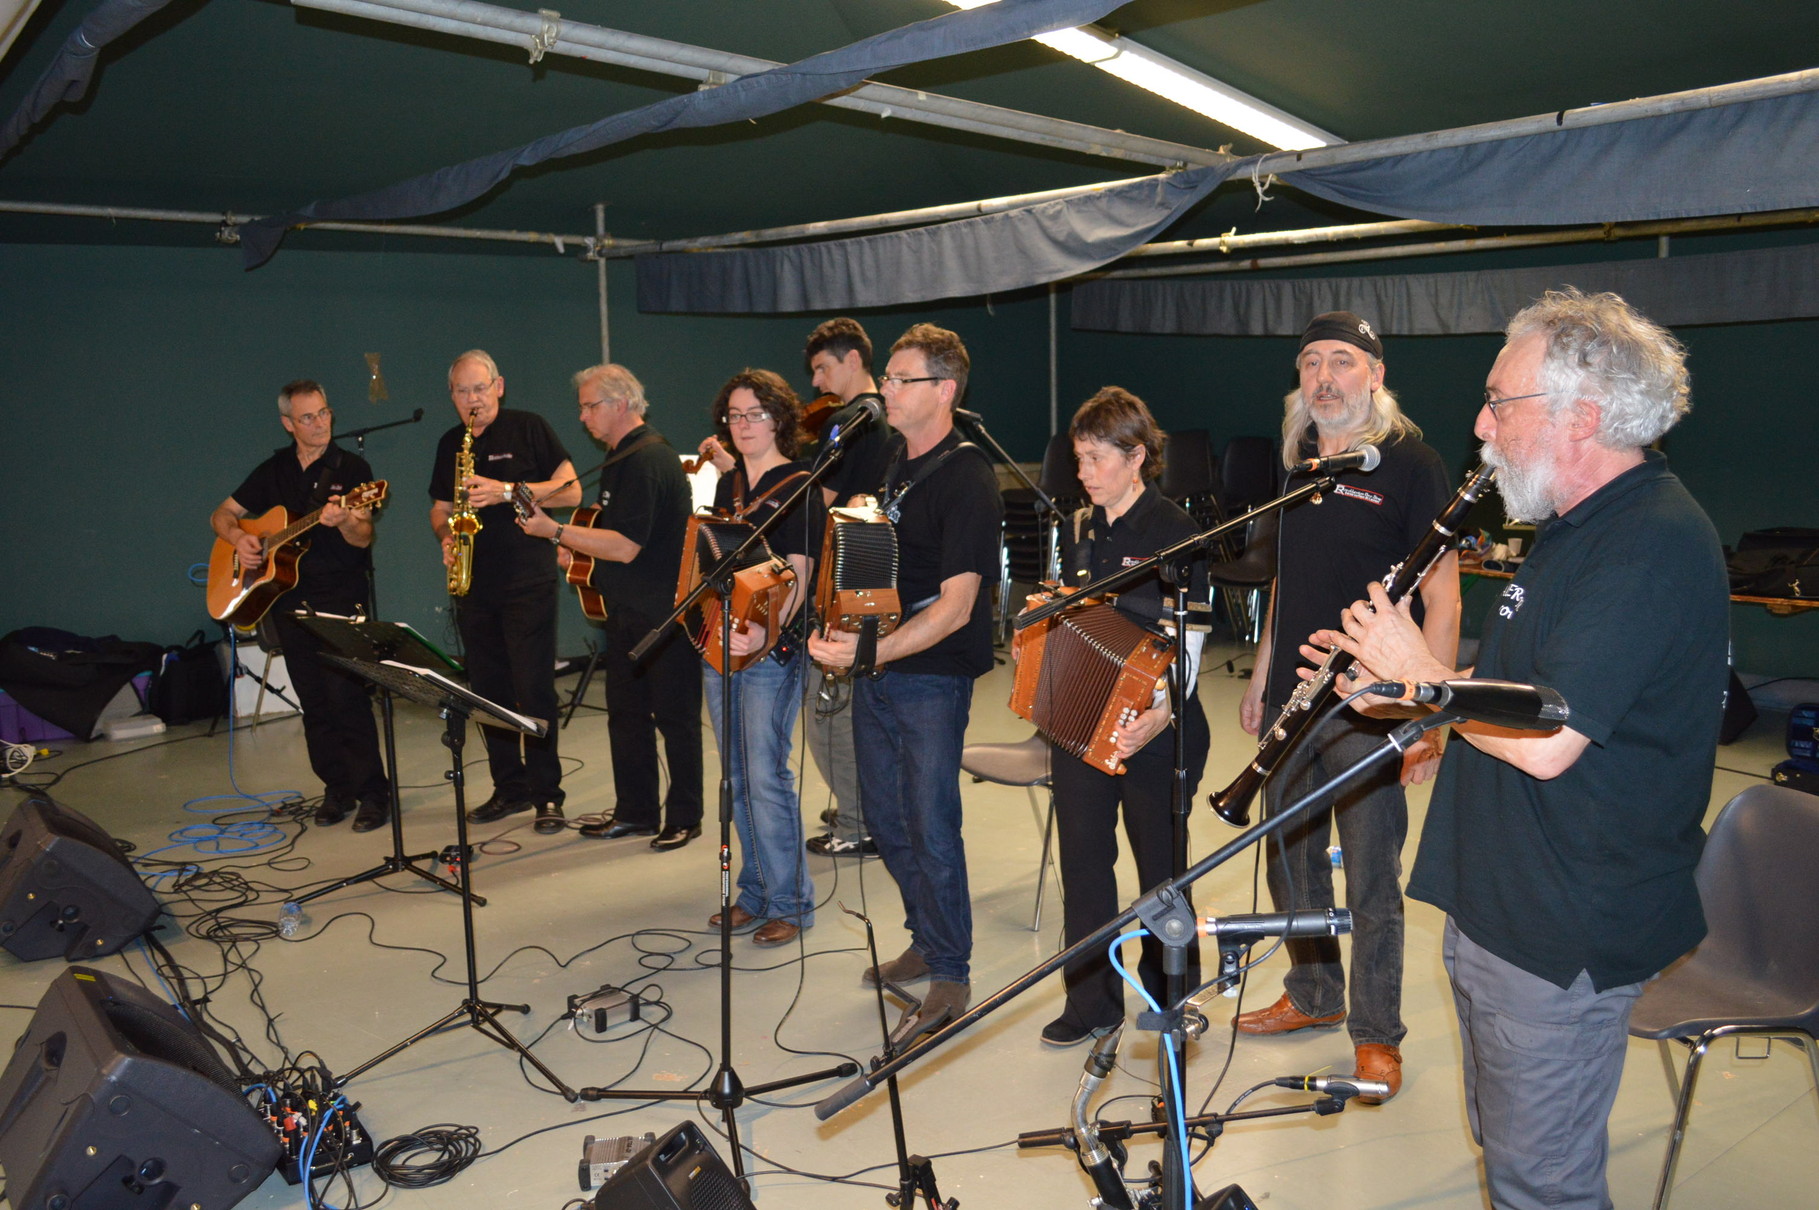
210, 379, 391, 831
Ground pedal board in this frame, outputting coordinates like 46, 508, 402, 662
270, 1098, 377, 1184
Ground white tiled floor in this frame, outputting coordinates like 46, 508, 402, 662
1, 643, 1810, 1209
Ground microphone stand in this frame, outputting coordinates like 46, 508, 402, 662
953, 407, 1063, 629
600, 416, 878, 1185
818, 708, 1460, 1209
340, 408, 424, 444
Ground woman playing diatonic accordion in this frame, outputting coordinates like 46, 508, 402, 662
1018, 387, 1212, 1048
689, 369, 825, 948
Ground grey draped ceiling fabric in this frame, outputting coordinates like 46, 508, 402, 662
638, 88, 1819, 314
0, 0, 179, 162
1071, 243, 1819, 337
238, 0, 1125, 268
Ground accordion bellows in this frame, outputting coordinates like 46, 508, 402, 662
1012, 597, 1174, 775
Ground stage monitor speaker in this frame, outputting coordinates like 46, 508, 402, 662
588, 1121, 757, 1210
0, 965, 281, 1210
0, 793, 160, 961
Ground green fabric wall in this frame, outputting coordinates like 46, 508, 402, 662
2, 243, 1812, 677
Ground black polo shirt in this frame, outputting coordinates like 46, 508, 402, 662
1410, 452, 1729, 990
589, 423, 691, 623
232, 442, 375, 605
1060, 483, 1210, 632
712, 459, 825, 564
429, 409, 572, 602
1266, 430, 1450, 710
878, 429, 1003, 679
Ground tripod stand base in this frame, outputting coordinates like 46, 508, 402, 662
335, 998, 576, 1101
293, 852, 483, 908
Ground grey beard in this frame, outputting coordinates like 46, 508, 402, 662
1482, 441, 1558, 524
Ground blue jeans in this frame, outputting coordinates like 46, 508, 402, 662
705, 654, 814, 924
1262, 710, 1408, 1047
852, 671, 974, 983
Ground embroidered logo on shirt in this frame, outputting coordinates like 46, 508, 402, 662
486, 453, 513, 462
1333, 484, 1384, 506
1498, 583, 1526, 620
1122, 556, 1144, 567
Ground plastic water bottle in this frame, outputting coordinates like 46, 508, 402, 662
278, 902, 307, 939
1327, 845, 1344, 869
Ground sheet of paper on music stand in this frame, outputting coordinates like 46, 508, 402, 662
377, 659, 543, 734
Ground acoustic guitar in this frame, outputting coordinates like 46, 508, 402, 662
206, 481, 388, 626
564, 504, 608, 621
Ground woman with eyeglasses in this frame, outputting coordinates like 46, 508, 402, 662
692, 369, 825, 946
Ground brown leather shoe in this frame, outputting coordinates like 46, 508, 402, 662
1352, 1043, 1403, 1104
752, 918, 801, 947
1233, 993, 1346, 1035
709, 905, 757, 929
862, 946, 931, 988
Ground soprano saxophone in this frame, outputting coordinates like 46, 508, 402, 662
446, 418, 482, 596
1209, 463, 1496, 827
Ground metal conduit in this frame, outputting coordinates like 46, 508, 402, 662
292, 0, 1229, 169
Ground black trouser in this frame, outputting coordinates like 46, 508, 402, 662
599, 609, 703, 830
272, 592, 388, 803
1050, 696, 1209, 1029
455, 579, 563, 805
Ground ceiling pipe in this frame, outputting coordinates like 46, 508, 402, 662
0, 0, 43, 65
1095, 208, 1819, 279
292, 0, 1229, 169
1124, 218, 1460, 258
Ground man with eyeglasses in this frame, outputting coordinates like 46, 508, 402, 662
799, 317, 894, 859
1233, 311, 1459, 1105
1313, 289, 1727, 1209
211, 379, 391, 830
808, 323, 1004, 1040
430, 350, 579, 835
517, 364, 702, 851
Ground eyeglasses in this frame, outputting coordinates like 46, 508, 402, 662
1484, 389, 1550, 418
722, 409, 772, 426
578, 397, 615, 412
453, 378, 497, 398
291, 408, 333, 426
879, 374, 947, 390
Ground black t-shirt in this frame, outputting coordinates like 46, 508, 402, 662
877, 429, 1003, 678
428, 409, 572, 601
588, 424, 691, 623
820, 416, 898, 501
1410, 453, 1729, 991
711, 459, 826, 563
1266, 430, 1451, 709
232, 442, 375, 606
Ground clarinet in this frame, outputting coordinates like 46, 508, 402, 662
1209, 463, 1496, 827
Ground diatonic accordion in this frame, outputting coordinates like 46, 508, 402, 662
814, 501, 902, 670
1011, 597, 1175, 774
675, 513, 795, 674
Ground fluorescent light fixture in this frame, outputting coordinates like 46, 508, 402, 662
941, 0, 1341, 150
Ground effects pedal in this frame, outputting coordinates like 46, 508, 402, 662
267, 1097, 377, 1184
578, 1131, 657, 1190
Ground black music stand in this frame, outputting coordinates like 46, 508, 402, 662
318, 652, 575, 1098
287, 616, 477, 906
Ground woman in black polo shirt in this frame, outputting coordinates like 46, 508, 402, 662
1036, 387, 1210, 1046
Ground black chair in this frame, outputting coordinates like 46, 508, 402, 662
1219, 435, 1279, 517
1207, 507, 1277, 649
959, 735, 1057, 932
1159, 428, 1225, 534
1626, 784, 1819, 1210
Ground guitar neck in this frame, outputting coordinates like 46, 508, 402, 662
270, 506, 327, 549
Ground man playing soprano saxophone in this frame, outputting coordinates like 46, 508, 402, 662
429, 350, 579, 834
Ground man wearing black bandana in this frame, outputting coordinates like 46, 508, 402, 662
1234, 312, 1458, 1104
808, 323, 1002, 1040
211, 379, 390, 830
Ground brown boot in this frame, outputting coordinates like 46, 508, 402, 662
862, 946, 930, 988
1233, 993, 1346, 1035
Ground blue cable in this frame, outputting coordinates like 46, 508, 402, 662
1109, 928, 1193, 1210
301, 1092, 348, 1210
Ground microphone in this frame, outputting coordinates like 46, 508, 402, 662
953, 406, 984, 426
1363, 679, 1569, 730
1292, 444, 1381, 475
823, 393, 884, 446
1271, 1074, 1392, 1100
1201, 909, 1353, 944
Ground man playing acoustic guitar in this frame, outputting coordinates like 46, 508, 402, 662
210, 379, 391, 831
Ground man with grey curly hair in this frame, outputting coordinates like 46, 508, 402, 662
1313, 288, 1728, 1210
